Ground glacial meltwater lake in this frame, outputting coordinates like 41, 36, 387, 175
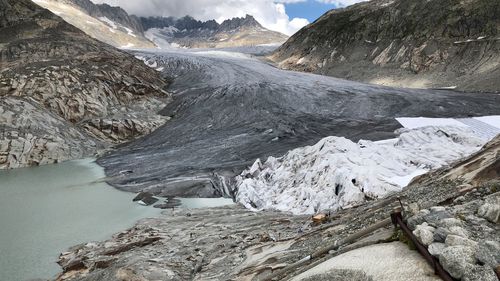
0, 159, 233, 281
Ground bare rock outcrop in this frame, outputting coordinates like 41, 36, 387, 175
271, 0, 500, 92
0, 0, 171, 169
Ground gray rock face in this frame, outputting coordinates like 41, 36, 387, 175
271, 0, 500, 92
439, 245, 476, 279
478, 193, 500, 224
476, 241, 500, 269
0, 0, 170, 169
462, 264, 498, 281
70, 0, 145, 34
32, 0, 155, 49
406, 185, 500, 281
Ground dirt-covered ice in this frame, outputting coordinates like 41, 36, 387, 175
97, 49, 500, 197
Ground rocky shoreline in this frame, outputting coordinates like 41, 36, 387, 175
55, 173, 499, 280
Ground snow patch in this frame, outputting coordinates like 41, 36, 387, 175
120, 43, 135, 49
98, 17, 117, 30
123, 27, 137, 38
235, 126, 485, 215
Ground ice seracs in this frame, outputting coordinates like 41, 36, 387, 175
235, 126, 487, 215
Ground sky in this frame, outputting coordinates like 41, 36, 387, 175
90, 0, 368, 36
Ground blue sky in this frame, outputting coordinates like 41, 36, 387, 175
284, 1, 337, 23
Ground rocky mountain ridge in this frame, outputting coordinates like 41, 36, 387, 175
68, 0, 144, 34
271, 0, 500, 92
32, 0, 288, 49
142, 14, 289, 48
0, 0, 170, 169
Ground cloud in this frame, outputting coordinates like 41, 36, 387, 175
90, 0, 310, 35
314, 0, 368, 6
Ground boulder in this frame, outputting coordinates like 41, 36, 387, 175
407, 209, 430, 230
462, 264, 498, 281
478, 194, 500, 224
433, 227, 449, 243
137, 195, 159, 206
445, 235, 478, 248
412, 222, 435, 246
439, 218, 463, 229
133, 192, 154, 202
428, 242, 446, 257
476, 240, 500, 269
439, 245, 476, 279
447, 226, 469, 238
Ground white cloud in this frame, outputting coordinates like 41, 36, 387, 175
90, 0, 310, 35
315, 0, 368, 6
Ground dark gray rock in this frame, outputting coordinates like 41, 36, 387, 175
433, 227, 449, 243
138, 196, 159, 206
133, 192, 154, 202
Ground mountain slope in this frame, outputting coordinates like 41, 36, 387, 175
0, 0, 170, 169
142, 15, 289, 49
271, 0, 500, 92
32, 0, 155, 48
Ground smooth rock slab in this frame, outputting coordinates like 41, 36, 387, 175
291, 242, 441, 281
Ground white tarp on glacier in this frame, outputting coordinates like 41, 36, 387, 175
235, 125, 490, 215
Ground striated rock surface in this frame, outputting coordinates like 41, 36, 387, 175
271, 0, 500, 92
32, 0, 155, 48
0, 0, 171, 169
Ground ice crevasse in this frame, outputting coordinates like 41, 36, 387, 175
235, 126, 486, 215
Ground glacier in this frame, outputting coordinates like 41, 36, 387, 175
235, 126, 486, 215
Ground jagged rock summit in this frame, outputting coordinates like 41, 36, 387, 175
141, 14, 289, 48
0, 0, 170, 169
32, 0, 288, 49
271, 0, 500, 92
